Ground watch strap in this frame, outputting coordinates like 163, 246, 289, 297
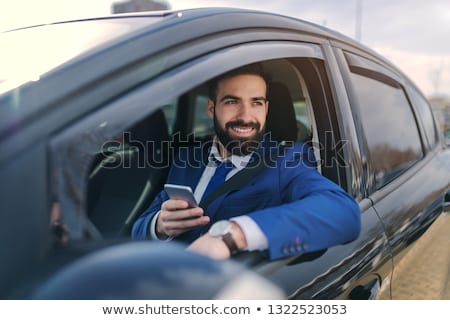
222, 232, 239, 255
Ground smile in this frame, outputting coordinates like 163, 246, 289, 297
231, 126, 254, 134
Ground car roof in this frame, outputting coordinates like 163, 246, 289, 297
0, 7, 394, 151
1, 7, 387, 90
3, 7, 374, 59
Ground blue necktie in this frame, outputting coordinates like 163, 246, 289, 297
202, 160, 234, 200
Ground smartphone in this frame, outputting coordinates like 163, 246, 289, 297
164, 184, 198, 208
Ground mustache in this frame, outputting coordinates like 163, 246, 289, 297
225, 120, 260, 130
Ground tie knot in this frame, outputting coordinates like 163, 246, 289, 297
213, 160, 234, 180
201, 160, 234, 200
216, 159, 233, 171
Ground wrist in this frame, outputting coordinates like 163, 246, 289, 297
156, 229, 170, 240
209, 220, 247, 255
229, 221, 247, 250
154, 212, 171, 241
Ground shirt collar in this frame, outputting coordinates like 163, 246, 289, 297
209, 137, 253, 170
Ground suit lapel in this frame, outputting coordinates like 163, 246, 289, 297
204, 140, 269, 221
187, 140, 211, 190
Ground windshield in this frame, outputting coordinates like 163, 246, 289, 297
0, 17, 161, 94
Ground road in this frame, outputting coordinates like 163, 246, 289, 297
390, 212, 450, 299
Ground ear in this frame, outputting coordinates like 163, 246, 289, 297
207, 99, 215, 119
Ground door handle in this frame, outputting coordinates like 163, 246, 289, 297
444, 190, 450, 213
348, 278, 380, 300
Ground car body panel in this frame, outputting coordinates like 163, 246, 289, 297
254, 201, 392, 299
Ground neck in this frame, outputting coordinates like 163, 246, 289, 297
216, 140, 231, 159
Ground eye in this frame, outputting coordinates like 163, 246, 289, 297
224, 99, 238, 105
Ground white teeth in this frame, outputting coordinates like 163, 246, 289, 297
233, 127, 252, 133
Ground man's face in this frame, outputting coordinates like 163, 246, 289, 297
207, 74, 269, 156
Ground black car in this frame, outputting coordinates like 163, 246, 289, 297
1, 8, 449, 300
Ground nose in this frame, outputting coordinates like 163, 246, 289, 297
236, 101, 252, 121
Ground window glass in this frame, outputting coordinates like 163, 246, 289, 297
408, 88, 438, 149
0, 18, 161, 94
349, 68, 423, 189
160, 98, 178, 135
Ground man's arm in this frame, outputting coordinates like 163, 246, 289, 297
248, 143, 361, 260
188, 143, 360, 260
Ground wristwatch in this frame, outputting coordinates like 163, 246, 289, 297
209, 220, 239, 255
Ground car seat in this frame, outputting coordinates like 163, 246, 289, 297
266, 82, 310, 143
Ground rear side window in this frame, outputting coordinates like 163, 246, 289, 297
407, 88, 439, 150
346, 52, 423, 190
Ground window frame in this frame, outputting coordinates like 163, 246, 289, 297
405, 84, 440, 152
48, 40, 334, 240
342, 51, 426, 192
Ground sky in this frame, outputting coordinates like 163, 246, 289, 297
1, 0, 449, 98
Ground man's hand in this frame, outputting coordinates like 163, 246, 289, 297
187, 221, 247, 259
187, 233, 231, 259
156, 199, 209, 239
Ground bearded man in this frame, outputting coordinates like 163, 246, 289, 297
132, 63, 360, 261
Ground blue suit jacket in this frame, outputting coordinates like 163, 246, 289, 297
132, 139, 360, 260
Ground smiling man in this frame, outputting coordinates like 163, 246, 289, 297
132, 63, 361, 261
209, 71, 268, 157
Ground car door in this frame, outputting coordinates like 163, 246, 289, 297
335, 47, 450, 299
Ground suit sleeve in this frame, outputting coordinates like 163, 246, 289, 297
131, 190, 169, 240
249, 143, 361, 260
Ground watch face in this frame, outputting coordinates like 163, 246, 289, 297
209, 220, 231, 237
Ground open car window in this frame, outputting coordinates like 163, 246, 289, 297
48, 42, 340, 242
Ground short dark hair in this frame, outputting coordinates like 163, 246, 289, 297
207, 63, 268, 103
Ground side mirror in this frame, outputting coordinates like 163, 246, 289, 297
444, 190, 450, 212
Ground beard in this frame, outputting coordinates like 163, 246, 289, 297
214, 115, 265, 156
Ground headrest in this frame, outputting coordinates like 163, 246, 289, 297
266, 82, 298, 142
